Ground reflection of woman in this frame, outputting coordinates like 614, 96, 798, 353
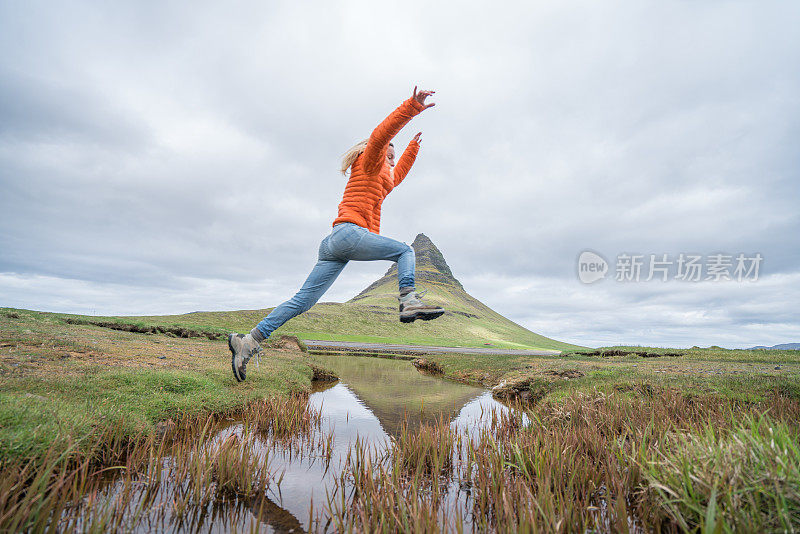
228, 87, 445, 381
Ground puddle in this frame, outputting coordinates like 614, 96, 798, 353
60, 354, 521, 533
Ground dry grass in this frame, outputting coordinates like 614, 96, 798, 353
0, 395, 328, 533
329, 389, 800, 533
396, 415, 457, 477
4, 383, 799, 532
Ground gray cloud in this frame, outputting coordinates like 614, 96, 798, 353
1, 1, 799, 348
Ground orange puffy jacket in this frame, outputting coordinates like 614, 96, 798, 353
333, 97, 427, 234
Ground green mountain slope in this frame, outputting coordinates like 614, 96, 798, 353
101, 234, 582, 351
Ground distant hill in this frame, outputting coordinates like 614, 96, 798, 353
43, 234, 584, 352
748, 343, 800, 350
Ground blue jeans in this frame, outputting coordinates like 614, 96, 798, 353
254, 223, 415, 339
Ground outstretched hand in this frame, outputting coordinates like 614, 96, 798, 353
412, 132, 422, 145
413, 86, 436, 109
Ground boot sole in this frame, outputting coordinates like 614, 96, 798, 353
228, 334, 244, 382
400, 310, 446, 323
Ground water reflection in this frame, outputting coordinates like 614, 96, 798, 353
240, 354, 519, 532
451, 390, 529, 438
311, 354, 488, 436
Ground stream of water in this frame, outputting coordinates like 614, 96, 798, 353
65, 354, 521, 533
243, 354, 518, 532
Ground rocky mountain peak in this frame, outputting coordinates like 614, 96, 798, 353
349, 233, 463, 301
409, 233, 458, 282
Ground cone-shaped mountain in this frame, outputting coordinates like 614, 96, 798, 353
350, 233, 505, 319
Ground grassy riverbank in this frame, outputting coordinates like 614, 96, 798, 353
412, 345, 800, 403
0, 308, 317, 463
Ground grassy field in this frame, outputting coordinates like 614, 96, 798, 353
2, 308, 799, 531
9, 301, 583, 352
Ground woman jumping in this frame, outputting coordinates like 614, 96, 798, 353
228, 86, 445, 381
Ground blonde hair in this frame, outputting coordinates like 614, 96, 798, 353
340, 139, 394, 175
340, 139, 368, 175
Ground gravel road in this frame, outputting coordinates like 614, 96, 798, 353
303, 339, 560, 356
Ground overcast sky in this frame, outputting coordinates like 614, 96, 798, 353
2, 1, 799, 348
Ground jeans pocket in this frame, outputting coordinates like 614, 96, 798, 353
318, 235, 333, 260
329, 224, 364, 259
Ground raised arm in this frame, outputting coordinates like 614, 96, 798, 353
362, 87, 435, 175
393, 133, 422, 187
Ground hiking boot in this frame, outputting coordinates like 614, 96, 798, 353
398, 288, 445, 323
228, 333, 262, 382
